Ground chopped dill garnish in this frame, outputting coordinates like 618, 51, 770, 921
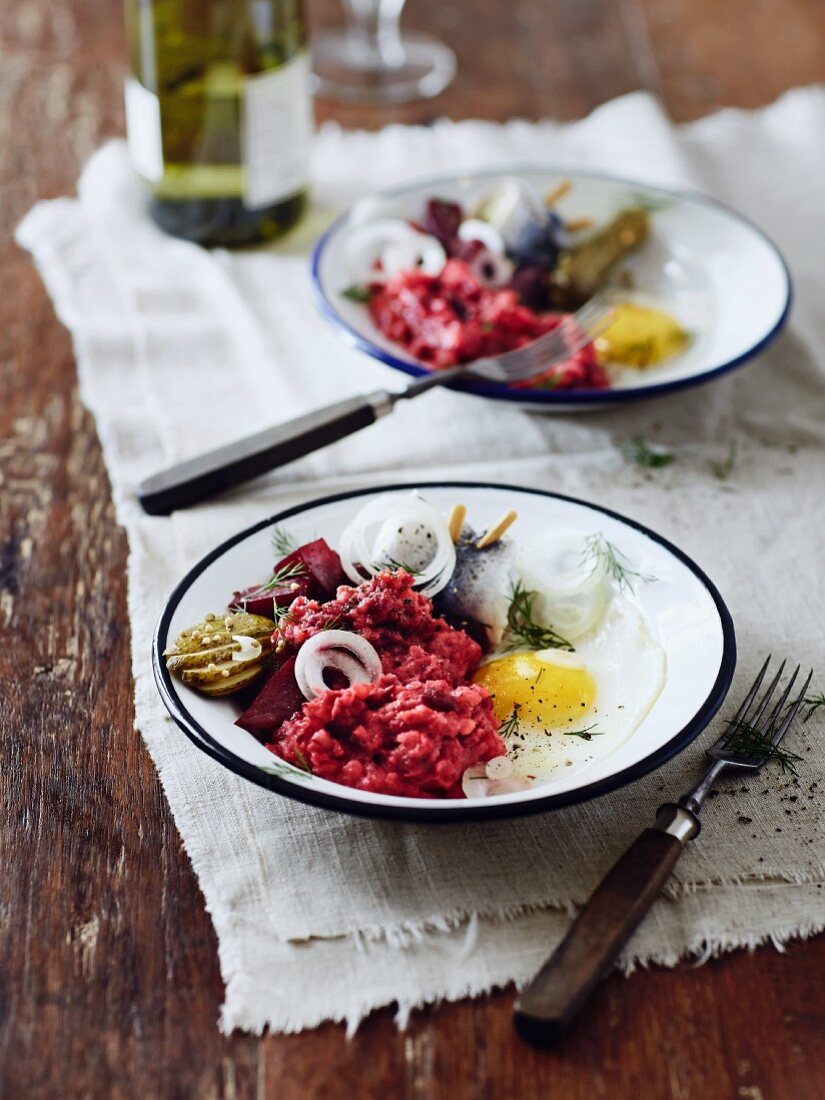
802, 693, 825, 722
537, 372, 563, 391
722, 717, 803, 775
499, 704, 522, 740
563, 724, 605, 740
272, 605, 295, 634
709, 441, 738, 481
292, 747, 312, 773
622, 434, 676, 469
321, 615, 342, 631
257, 559, 306, 593
620, 192, 674, 214
341, 284, 371, 303
505, 580, 574, 653
374, 557, 422, 575
271, 525, 298, 557
618, 338, 658, 369
581, 532, 655, 592
235, 560, 305, 615
534, 669, 544, 686
261, 757, 312, 780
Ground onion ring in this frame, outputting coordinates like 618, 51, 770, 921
338, 493, 457, 597
457, 218, 507, 255
517, 532, 610, 641
461, 760, 533, 799
294, 629, 383, 701
344, 219, 445, 284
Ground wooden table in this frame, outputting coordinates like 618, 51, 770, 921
2, 0, 823, 1095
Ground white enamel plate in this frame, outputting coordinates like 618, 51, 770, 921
311, 168, 790, 411
153, 483, 736, 823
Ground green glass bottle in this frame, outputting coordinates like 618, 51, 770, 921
124, 0, 311, 247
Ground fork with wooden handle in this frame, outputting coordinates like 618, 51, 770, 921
136, 294, 611, 516
513, 657, 813, 1047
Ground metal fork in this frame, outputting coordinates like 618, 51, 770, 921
513, 657, 813, 1047
136, 292, 612, 515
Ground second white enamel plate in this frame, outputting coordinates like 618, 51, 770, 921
311, 168, 791, 411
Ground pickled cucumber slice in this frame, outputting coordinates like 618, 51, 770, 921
164, 610, 275, 697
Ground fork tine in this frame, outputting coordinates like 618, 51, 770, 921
746, 658, 787, 731
492, 295, 612, 381
769, 669, 813, 747
761, 664, 800, 732
724, 655, 771, 733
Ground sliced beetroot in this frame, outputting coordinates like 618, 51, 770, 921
229, 576, 312, 618
274, 538, 345, 600
235, 657, 305, 736
423, 198, 463, 249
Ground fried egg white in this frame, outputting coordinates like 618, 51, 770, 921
474, 596, 666, 782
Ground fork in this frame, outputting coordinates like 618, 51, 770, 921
136, 292, 612, 515
513, 657, 813, 1047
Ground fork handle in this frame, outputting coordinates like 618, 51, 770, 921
137, 390, 396, 515
513, 803, 700, 1047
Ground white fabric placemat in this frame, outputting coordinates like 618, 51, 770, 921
17, 88, 825, 1035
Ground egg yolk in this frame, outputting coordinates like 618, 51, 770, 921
595, 302, 690, 369
473, 650, 596, 729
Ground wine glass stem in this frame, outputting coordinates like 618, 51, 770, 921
341, 0, 406, 70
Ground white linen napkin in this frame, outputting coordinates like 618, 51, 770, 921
17, 88, 825, 1034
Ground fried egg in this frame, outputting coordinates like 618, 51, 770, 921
474, 596, 666, 783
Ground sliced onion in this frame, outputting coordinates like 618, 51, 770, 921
517, 532, 610, 641
462, 760, 533, 799
344, 219, 445, 284
467, 247, 514, 288
231, 635, 263, 663
458, 218, 507, 255
338, 493, 456, 598
485, 755, 513, 779
294, 629, 382, 701
382, 235, 446, 278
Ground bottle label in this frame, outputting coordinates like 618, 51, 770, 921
242, 52, 312, 210
124, 77, 164, 182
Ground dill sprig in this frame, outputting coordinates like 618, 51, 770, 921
505, 580, 574, 653
622, 434, 676, 469
617, 337, 658, 369
499, 704, 522, 740
563, 724, 605, 740
272, 604, 295, 631
374, 557, 422, 576
581, 532, 655, 592
620, 192, 674, 214
341, 284, 371, 303
235, 560, 305, 616
803, 693, 825, 722
262, 756, 312, 781
722, 717, 803, 775
321, 615, 343, 631
709, 441, 738, 481
257, 560, 306, 593
292, 747, 312, 773
271, 525, 298, 557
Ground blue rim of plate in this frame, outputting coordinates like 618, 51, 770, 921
310, 165, 792, 407
152, 481, 737, 824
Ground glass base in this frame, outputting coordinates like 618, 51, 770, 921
311, 29, 456, 105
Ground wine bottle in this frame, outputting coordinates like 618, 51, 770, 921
124, 0, 311, 247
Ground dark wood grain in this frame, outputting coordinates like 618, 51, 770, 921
1, 0, 824, 1096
